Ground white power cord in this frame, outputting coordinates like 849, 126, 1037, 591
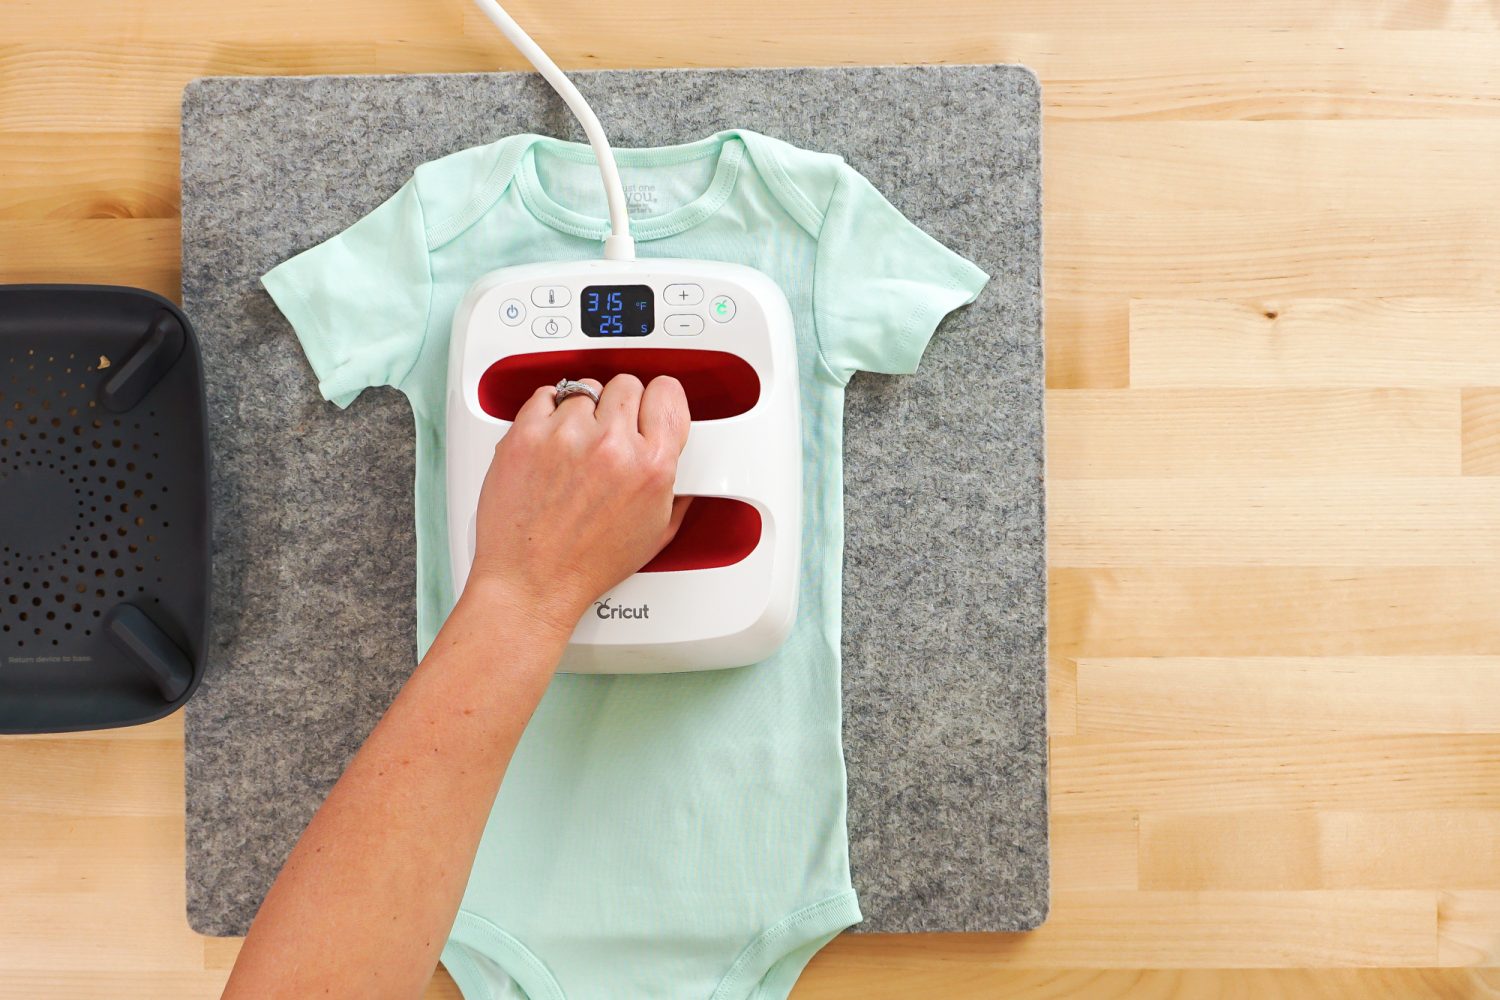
473, 0, 636, 261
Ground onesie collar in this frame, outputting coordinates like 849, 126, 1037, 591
515, 130, 746, 243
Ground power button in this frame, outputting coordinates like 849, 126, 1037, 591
500, 298, 526, 326
709, 295, 736, 323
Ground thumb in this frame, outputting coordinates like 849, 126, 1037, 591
659, 495, 694, 550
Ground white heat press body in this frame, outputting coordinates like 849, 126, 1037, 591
450, 0, 803, 672
446, 259, 802, 673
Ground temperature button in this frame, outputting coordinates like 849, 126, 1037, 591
532, 315, 571, 338
531, 285, 570, 308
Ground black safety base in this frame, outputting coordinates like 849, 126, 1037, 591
0, 285, 210, 733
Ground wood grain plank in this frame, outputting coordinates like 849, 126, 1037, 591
814, 892, 1436, 968
1049, 656, 1078, 737
1053, 213, 1500, 300
1052, 478, 1500, 567
1140, 811, 1500, 890
1048, 122, 1500, 214
0, 220, 177, 296
207, 937, 459, 997
1075, 657, 1500, 736
1, 0, 460, 43
0, 971, 231, 1000
199, 935, 239, 970
428, 968, 465, 1000
0, 131, 178, 219
407, 31, 1500, 122
0, 738, 180, 817
1439, 891, 1500, 967
1052, 812, 1137, 891
1032, 32, 1500, 121
185, 951, 1500, 1000
1463, 389, 1500, 476
1052, 567, 1500, 658
0, 43, 376, 132
0, 887, 200, 971
796, 966, 1500, 1000
457, 2, 1500, 36
1048, 390, 1460, 478
1046, 298, 1127, 390
0, 815, 182, 896
1053, 735, 1500, 815
9, 712, 184, 743
1131, 299, 1500, 388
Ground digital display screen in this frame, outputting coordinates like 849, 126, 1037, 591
581, 285, 654, 337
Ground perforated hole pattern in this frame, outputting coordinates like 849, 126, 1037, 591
0, 347, 171, 650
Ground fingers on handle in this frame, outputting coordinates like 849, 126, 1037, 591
639, 375, 691, 454
596, 373, 645, 427
513, 384, 560, 425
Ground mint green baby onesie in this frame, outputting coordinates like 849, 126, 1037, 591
262, 128, 987, 1000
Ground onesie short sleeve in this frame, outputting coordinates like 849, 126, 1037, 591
261, 180, 431, 408
813, 165, 989, 383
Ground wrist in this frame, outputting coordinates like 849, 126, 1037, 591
465, 557, 594, 638
453, 571, 579, 654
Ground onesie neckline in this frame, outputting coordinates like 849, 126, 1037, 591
515, 131, 746, 243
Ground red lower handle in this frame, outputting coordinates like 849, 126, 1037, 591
641, 497, 761, 572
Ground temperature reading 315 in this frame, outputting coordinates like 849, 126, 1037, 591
581, 284, 653, 337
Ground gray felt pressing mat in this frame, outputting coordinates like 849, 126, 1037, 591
181, 65, 1045, 937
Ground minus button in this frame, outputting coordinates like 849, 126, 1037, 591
665, 314, 705, 336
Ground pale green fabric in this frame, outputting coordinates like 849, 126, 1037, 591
262, 129, 987, 1000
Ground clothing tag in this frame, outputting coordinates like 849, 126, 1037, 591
624, 183, 659, 215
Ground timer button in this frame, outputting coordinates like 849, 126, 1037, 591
500, 299, 526, 326
532, 315, 571, 338
665, 283, 703, 306
531, 285, 570, 308
709, 295, 736, 323
665, 314, 705, 337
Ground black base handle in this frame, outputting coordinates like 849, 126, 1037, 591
105, 603, 194, 702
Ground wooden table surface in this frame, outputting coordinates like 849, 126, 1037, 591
6, 1, 1500, 996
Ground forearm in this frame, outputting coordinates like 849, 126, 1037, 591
223, 581, 569, 1000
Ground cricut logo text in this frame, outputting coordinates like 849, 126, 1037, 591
595, 599, 650, 621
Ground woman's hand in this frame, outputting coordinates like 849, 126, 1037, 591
466, 373, 693, 637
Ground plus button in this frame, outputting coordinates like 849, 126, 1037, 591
663, 283, 704, 306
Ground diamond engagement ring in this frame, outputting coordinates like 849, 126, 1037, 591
553, 378, 600, 407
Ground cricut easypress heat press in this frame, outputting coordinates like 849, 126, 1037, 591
447, 2, 802, 674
